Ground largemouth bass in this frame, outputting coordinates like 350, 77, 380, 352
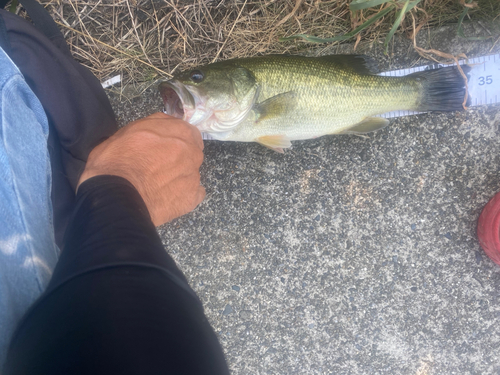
159, 54, 469, 152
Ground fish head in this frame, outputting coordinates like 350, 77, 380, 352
159, 64, 259, 134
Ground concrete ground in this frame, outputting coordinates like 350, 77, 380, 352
108, 23, 500, 374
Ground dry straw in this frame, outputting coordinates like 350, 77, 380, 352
12, 0, 499, 87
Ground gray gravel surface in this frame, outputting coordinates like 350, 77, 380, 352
107, 23, 500, 375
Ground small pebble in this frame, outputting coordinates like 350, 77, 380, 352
223, 304, 233, 315
239, 310, 252, 320
232, 285, 240, 292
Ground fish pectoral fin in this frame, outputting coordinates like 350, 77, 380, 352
256, 135, 292, 153
341, 117, 390, 134
253, 91, 296, 123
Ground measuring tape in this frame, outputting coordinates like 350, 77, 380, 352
200, 53, 500, 139
379, 53, 500, 118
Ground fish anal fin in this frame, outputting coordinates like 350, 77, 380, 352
256, 135, 292, 153
341, 117, 390, 135
253, 91, 296, 124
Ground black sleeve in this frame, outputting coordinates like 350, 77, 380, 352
4, 175, 229, 375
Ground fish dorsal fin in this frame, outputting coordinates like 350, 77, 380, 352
256, 135, 292, 153
341, 117, 390, 134
317, 55, 379, 75
253, 91, 297, 123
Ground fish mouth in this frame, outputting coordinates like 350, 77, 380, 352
159, 80, 194, 120
159, 80, 214, 129
160, 78, 257, 134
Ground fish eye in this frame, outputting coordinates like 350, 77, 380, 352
190, 70, 204, 83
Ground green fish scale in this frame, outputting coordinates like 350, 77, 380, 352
219, 55, 420, 141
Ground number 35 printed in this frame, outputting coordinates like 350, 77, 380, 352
478, 75, 493, 85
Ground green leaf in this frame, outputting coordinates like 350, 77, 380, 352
349, 0, 390, 10
383, 1, 408, 53
383, 0, 421, 53
457, 0, 491, 41
9, 0, 19, 13
280, 5, 394, 44
349, 0, 391, 11
279, 34, 350, 43
407, 0, 422, 11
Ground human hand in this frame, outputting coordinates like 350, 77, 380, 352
78, 112, 205, 226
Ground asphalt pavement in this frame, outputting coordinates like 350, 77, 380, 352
107, 23, 500, 375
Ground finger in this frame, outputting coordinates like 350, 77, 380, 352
190, 125, 204, 150
147, 112, 204, 149
154, 185, 205, 226
194, 185, 206, 207
125, 113, 173, 129
141, 115, 204, 151
179, 177, 205, 211
178, 124, 204, 151
161, 118, 204, 151
146, 112, 176, 120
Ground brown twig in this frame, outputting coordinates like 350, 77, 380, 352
211, 0, 248, 63
35, 0, 498, 88
55, 20, 172, 78
410, 13, 469, 110
274, 0, 302, 29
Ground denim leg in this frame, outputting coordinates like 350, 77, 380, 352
0, 47, 59, 366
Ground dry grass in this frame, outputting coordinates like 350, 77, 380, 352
11, 0, 500, 86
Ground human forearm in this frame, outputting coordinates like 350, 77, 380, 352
50, 174, 190, 286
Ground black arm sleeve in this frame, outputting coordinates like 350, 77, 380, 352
4, 175, 229, 375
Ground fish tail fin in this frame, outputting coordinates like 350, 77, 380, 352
411, 65, 471, 112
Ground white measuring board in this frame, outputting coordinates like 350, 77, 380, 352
378, 53, 500, 119
200, 53, 500, 140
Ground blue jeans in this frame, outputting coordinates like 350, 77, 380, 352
0, 46, 59, 366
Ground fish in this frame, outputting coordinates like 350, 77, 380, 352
159, 54, 469, 152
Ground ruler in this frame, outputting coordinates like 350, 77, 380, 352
201, 53, 500, 140
378, 53, 500, 118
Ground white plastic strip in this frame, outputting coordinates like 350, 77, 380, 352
378, 53, 500, 118
101, 75, 122, 89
